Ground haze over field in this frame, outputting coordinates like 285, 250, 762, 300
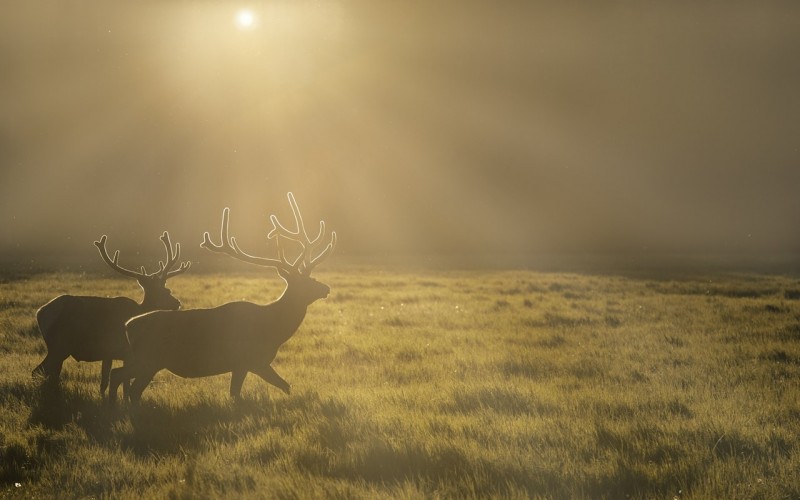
1, 1, 799, 265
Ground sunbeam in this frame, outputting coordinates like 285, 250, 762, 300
1, 1, 799, 262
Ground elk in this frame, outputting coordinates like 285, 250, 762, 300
33, 232, 191, 394
109, 193, 336, 404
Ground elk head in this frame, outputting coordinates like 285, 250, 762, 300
201, 192, 336, 305
94, 232, 191, 310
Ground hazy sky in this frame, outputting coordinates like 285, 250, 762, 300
1, 1, 799, 266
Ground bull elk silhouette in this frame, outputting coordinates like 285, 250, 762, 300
33, 232, 191, 394
109, 193, 336, 403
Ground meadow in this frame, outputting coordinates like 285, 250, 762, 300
1, 266, 799, 498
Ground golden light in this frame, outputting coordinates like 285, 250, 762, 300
235, 9, 256, 29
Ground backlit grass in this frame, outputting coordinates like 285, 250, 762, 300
1, 268, 799, 498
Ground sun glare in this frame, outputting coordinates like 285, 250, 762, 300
235, 9, 256, 29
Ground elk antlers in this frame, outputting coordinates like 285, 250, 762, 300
94, 232, 191, 281
201, 192, 336, 275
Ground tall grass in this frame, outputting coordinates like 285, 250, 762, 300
1, 268, 799, 498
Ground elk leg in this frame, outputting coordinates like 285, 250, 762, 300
108, 366, 127, 404
33, 352, 66, 383
100, 359, 112, 395
252, 365, 291, 395
230, 370, 247, 399
47, 355, 65, 379
128, 368, 158, 404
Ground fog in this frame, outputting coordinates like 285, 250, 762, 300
1, 1, 799, 268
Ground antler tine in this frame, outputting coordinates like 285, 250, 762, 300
289, 193, 329, 245
157, 232, 176, 278
305, 231, 337, 274
94, 235, 148, 280
266, 193, 308, 270
201, 207, 294, 272
166, 260, 191, 278
299, 216, 335, 274
275, 233, 304, 268
201, 206, 230, 253
266, 192, 336, 274
159, 231, 191, 279
288, 191, 308, 241
266, 192, 312, 243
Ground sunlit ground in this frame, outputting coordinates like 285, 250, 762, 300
1, 267, 799, 497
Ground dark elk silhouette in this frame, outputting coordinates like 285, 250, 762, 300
33, 232, 190, 394
109, 193, 336, 403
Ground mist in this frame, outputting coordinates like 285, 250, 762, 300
2, 1, 799, 268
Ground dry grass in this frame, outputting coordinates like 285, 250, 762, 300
1, 268, 799, 498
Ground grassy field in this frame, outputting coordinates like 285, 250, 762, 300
1, 267, 799, 498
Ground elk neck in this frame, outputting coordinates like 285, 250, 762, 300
275, 285, 310, 316
139, 287, 181, 314
137, 295, 157, 314
268, 285, 311, 336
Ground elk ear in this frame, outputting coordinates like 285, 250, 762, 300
277, 268, 292, 280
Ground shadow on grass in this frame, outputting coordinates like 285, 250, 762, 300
20, 379, 312, 458
0, 379, 109, 485
118, 390, 344, 457
119, 398, 266, 456
27, 380, 121, 441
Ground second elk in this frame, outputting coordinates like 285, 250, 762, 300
109, 193, 336, 403
33, 232, 190, 394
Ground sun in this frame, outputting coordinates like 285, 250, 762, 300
235, 9, 256, 30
